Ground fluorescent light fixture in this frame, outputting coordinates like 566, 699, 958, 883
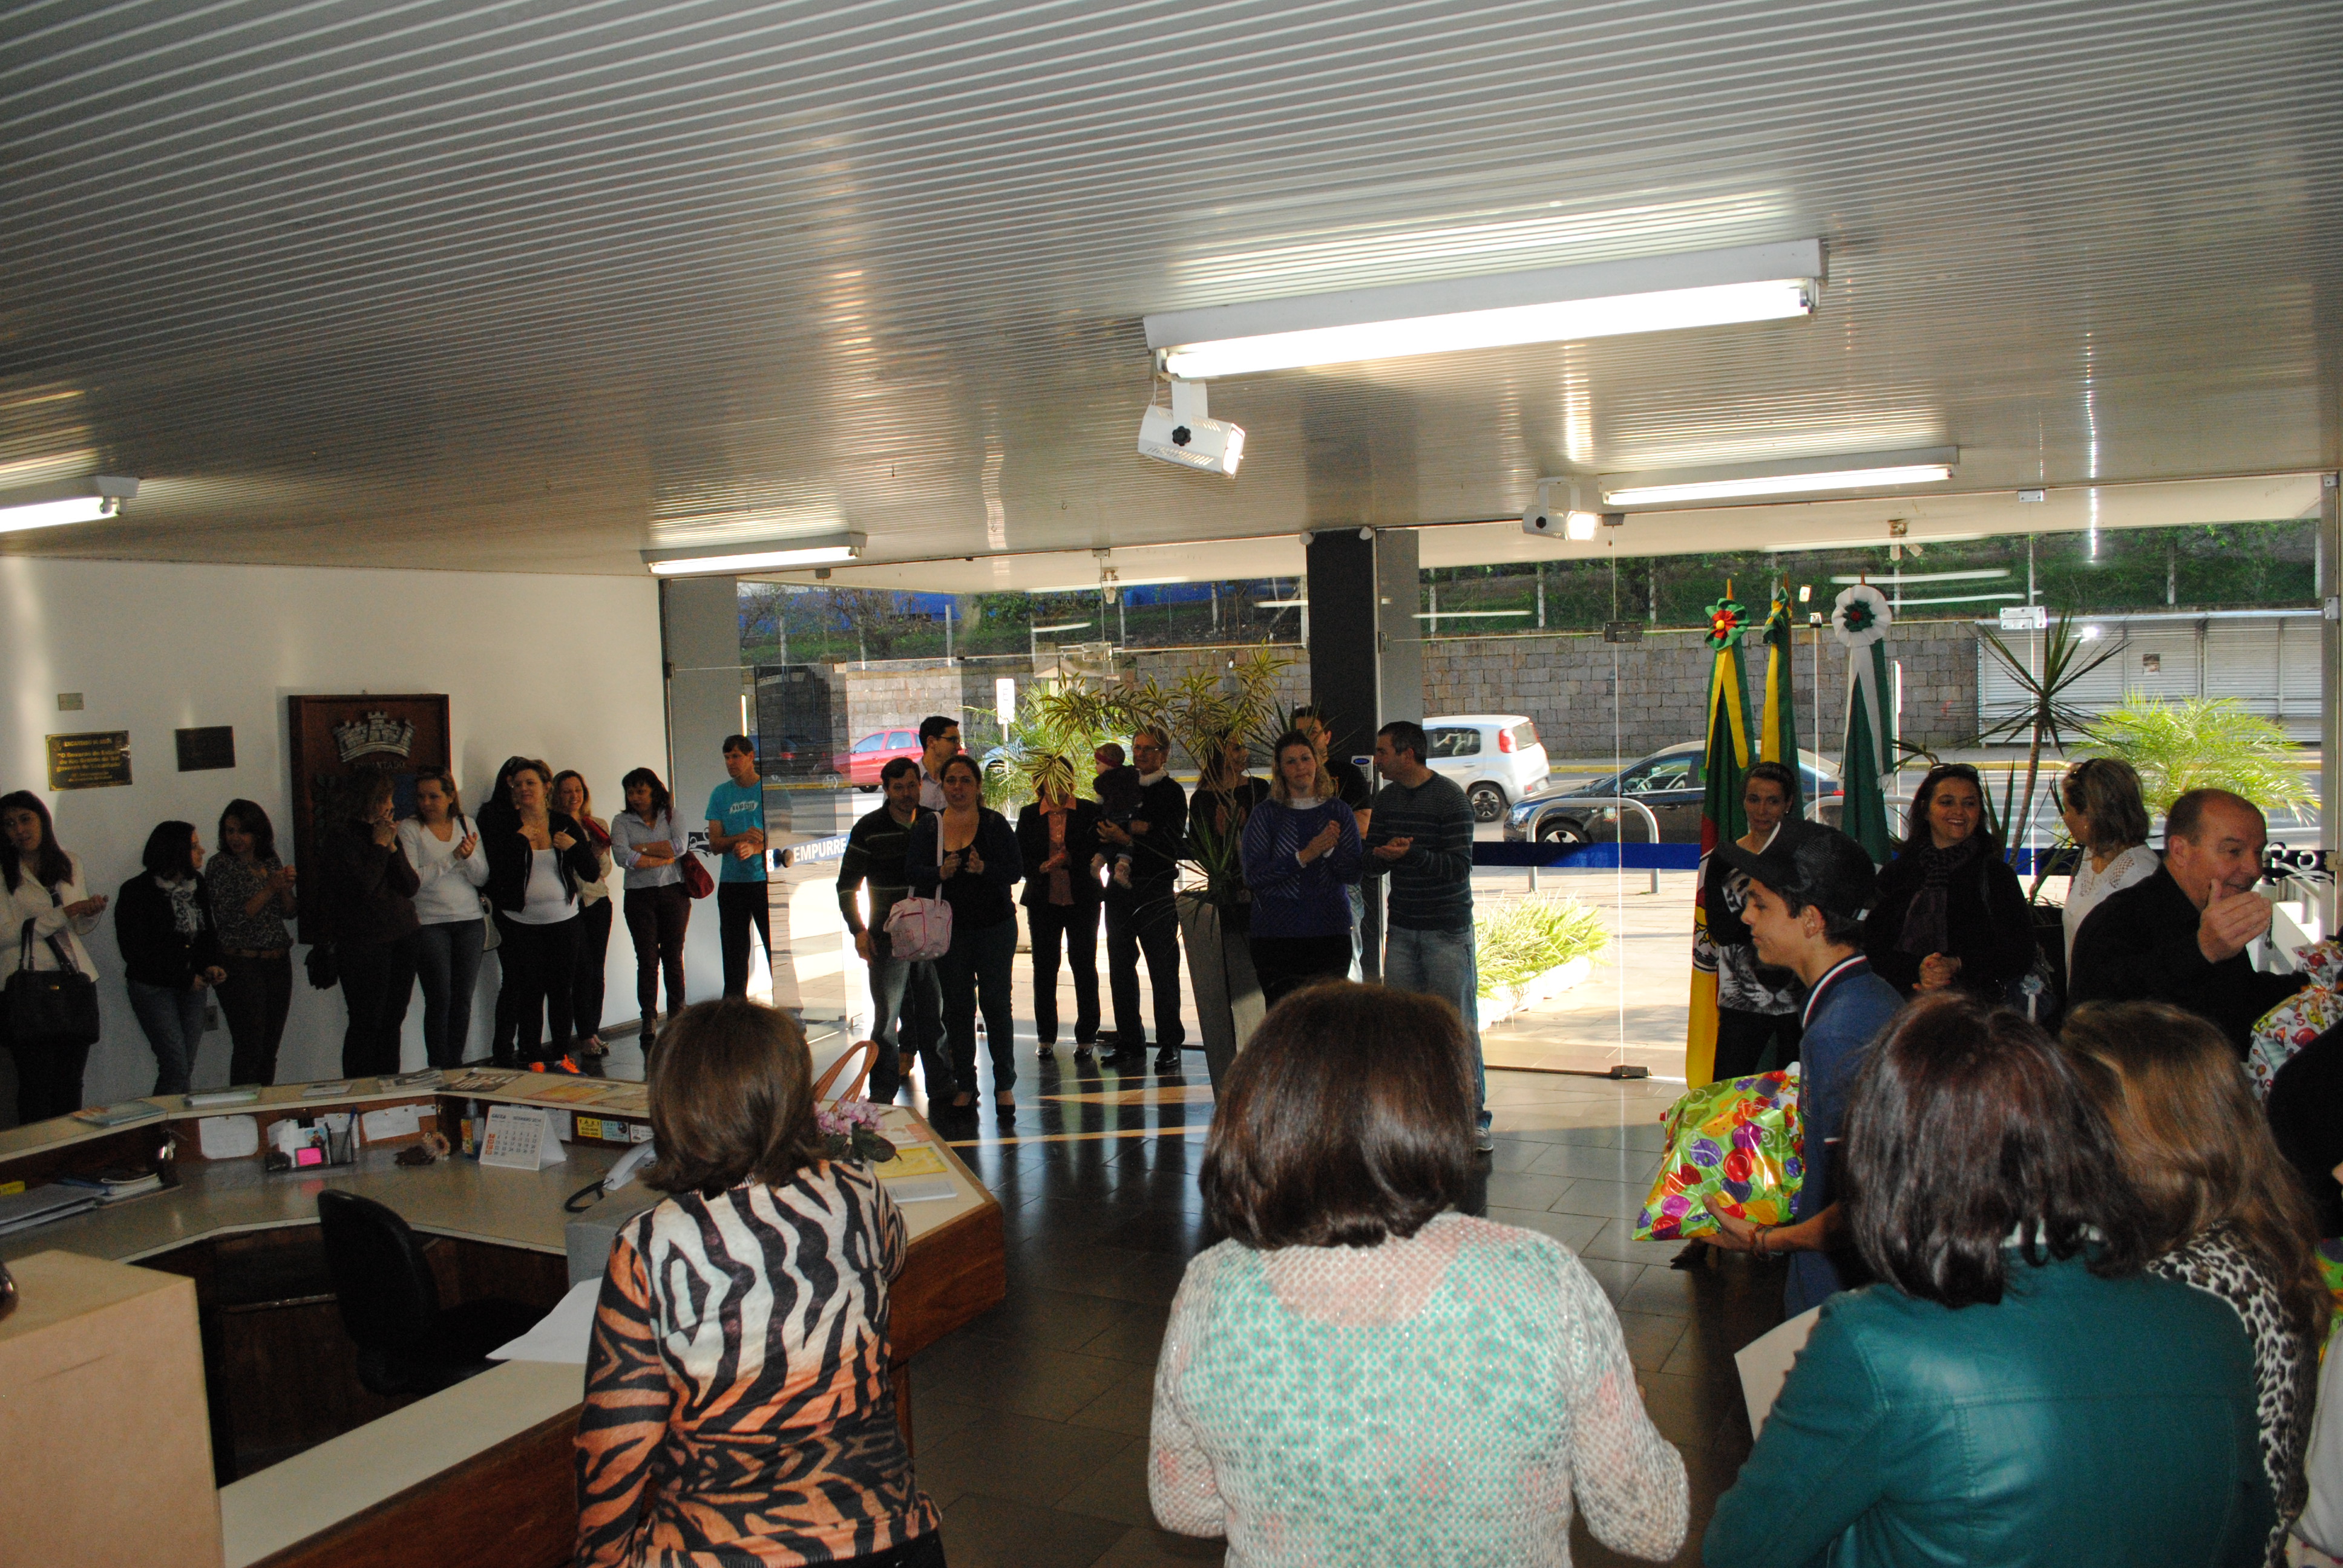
1889, 592, 2024, 608
1029, 574, 1192, 594
1138, 380, 1245, 475
0, 475, 137, 535
1414, 609, 1533, 619
1146, 240, 1821, 378
1764, 532, 1986, 553
1602, 446, 1956, 507
1032, 620, 1096, 634
1254, 598, 1308, 609
641, 533, 865, 577
1829, 568, 2008, 586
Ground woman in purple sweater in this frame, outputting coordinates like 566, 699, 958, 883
1241, 730, 1364, 1007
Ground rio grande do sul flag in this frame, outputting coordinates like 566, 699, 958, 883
1687, 588, 1753, 1088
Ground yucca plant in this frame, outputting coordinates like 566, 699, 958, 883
1972, 607, 2122, 874
2080, 694, 2316, 818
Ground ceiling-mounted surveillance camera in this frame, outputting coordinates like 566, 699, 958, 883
1523, 478, 1601, 541
1139, 379, 1245, 477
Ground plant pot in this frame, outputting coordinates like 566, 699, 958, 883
1176, 895, 1263, 1093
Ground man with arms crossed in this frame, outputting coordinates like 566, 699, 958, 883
1700, 819, 1902, 1316
705, 734, 771, 998
1098, 727, 1189, 1071
2069, 786, 2302, 1052
837, 757, 948, 1105
1361, 720, 1489, 1149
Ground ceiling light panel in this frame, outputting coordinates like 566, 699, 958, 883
1602, 448, 1958, 507
1147, 241, 1821, 379
642, 533, 865, 576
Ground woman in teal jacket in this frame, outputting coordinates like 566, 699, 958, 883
1706, 995, 2271, 1568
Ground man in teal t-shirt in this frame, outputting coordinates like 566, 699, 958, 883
706, 734, 770, 997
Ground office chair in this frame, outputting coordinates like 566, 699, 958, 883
316, 1189, 545, 1398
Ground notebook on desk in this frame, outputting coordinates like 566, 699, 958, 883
0, 1183, 102, 1236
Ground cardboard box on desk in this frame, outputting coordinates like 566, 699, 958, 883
0, 1250, 222, 1568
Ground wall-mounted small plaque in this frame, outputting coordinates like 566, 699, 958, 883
47, 731, 132, 791
1602, 621, 1644, 644
176, 726, 237, 773
2141, 653, 2161, 674
56, 693, 83, 711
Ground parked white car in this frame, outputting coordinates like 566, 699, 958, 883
1421, 714, 1550, 822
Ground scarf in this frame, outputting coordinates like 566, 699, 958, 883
157, 874, 203, 938
1897, 834, 1984, 955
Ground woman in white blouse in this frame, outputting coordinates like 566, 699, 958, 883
1, 791, 107, 1122
396, 768, 491, 1069
609, 766, 690, 1048
2059, 757, 2160, 967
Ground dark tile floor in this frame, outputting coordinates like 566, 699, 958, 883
896, 1046, 1788, 1567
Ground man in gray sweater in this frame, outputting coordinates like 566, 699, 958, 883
1362, 719, 1490, 1150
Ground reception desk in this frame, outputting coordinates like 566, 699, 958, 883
0, 1073, 1004, 1568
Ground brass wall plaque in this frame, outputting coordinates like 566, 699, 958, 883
47, 730, 132, 790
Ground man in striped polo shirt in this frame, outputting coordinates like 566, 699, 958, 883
1362, 719, 1492, 1152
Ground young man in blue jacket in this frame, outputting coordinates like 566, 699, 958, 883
1704, 819, 1904, 1315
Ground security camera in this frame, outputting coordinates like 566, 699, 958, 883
1522, 479, 1600, 541
1138, 379, 1245, 477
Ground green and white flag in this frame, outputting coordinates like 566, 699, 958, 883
1832, 583, 1896, 864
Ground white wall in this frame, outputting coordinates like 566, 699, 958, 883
0, 556, 670, 1103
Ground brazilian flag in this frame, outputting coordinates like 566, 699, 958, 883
1686, 587, 1752, 1088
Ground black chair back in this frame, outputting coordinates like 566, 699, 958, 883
316, 1189, 441, 1351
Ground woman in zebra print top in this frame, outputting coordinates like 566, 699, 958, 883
574, 999, 946, 1568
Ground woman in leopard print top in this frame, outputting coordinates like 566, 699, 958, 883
2064, 1002, 2330, 1567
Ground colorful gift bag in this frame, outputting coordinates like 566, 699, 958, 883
2247, 938, 2343, 1100
1633, 1065, 1804, 1243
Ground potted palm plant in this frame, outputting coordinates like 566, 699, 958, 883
1006, 648, 1297, 1088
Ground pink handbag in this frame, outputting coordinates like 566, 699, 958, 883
882, 819, 954, 961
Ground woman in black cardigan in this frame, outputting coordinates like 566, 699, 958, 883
909, 753, 1024, 1116
115, 820, 226, 1094
477, 756, 604, 1066
1015, 780, 1105, 1059
1863, 762, 2037, 1003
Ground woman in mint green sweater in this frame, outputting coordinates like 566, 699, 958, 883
1149, 982, 1687, 1566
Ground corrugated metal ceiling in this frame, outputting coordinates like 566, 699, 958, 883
1, 0, 2337, 573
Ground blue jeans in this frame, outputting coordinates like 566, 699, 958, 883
414, 920, 487, 1069
937, 918, 1018, 1097
1384, 924, 1487, 1130
128, 979, 208, 1096
868, 933, 947, 1101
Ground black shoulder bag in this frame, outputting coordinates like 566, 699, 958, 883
7, 890, 102, 1048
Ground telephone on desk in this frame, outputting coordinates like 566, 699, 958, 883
563, 1140, 655, 1214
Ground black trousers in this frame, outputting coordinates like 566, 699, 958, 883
718, 880, 772, 998
1712, 1006, 1803, 1082
2268, 1022, 2343, 1235
1027, 902, 1101, 1044
493, 914, 577, 1063
1248, 932, 1354, 1010
339, 932, 419, 1077
571, 897, 613, 1040
623, 883, 691, 1032
1105, 884, 1184, 1049
7, 1034, 93, 1125
217, 951, 294, 1086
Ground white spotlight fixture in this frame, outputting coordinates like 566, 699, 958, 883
1600, 446, 1958, 508
641, 532, 865, 576
1145, 240, 1821, 379
1522, 478, 1602, 541
0, 475, 138, 535
1138, 379, 1245, 476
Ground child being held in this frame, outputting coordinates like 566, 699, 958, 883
1093, 744, 1145, 888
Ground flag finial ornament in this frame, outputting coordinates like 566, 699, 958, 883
1703, 592, 1750, 652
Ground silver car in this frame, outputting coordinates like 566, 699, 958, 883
1502, 743, 1844, 844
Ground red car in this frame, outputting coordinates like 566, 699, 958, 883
831, 729, 922, 791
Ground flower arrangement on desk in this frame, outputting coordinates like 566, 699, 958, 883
818, 1100, 897, 1165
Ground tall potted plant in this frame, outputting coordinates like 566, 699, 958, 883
1012, 648, 1297, 1087
1972, 608, 2121, 894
